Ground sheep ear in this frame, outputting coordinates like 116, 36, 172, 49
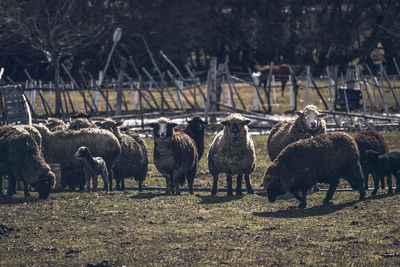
294, 111, 303, 116
220, 120, 229, 126
116, 121, 123, 127
243, 119, 251, 125
318, 113, 327, 118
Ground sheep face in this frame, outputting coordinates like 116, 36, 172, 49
363, 149, 380, 164
188, 116, 207, 133
221, 118, 251, 139
74, 146, 89, 159
151, 121, 177, 140
32, 171, 56, 199
95, 119, 123, 135
295, 105, 326, 131
263, 174, 286, 202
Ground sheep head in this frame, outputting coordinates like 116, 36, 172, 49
33, 170, 56, 199
220, 113, 251, 139
263, 165, 290, 203
95, 119, 123, 135
295, 105, 327, 132
363, 149, 381, 164
187, 116, 207, 133
150, 117, 177, 140
74, 146, 90, 159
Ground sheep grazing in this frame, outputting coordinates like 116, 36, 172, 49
150, 117, 198, 195
174, 116, 208, 161
0, 126, 55, 199
74, 146, 108, 192
263, 132, 365, 208
354, 130, 389, 190
267, 105, 327, 161
363, 150, 400, 195
96, 119, 148, 191
208, 113, 255, 196
33, 124, 121, 192
45, 118, 67, 132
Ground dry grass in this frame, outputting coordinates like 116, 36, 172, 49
1, 131, 400, 266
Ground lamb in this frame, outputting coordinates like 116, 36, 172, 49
174, 115, 208, 161
208, 113, 255, 196
33, 124, 121, 191
150, 117, 198, 195
363, 150, 400, 195
0, 126, 55, 199
74, 146, 108, 192
267, 105, 327, 161
354, 130, 389, 190
263, 132, 365, 208
96, 119, 148, 191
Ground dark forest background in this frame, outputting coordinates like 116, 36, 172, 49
1, 0, 400, 81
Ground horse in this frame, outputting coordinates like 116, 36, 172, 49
255, 64, 291, 97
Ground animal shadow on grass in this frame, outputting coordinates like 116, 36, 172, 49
198, 194, 244, 204
129, 192, 174, 200
0, 195, 43, 205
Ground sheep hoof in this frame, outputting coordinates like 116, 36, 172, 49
371, 189, 377, 196
236, 191, 243, 196
247, 189, 254, 194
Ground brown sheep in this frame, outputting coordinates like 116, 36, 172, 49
354, 130, 389, 190
263, 132, 365, 208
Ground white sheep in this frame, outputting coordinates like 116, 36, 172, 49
267, 104, 327, 161
74, 146, 108, 192
208, 113, 255, 196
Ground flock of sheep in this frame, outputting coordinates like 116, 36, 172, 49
1, 105, 400, 208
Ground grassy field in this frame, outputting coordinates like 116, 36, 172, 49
1, 131, 400, 266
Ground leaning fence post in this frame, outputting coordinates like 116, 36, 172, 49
355, 65, 366, 115
379, 64, 390, 117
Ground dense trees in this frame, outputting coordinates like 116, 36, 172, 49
1, 0, 400, 83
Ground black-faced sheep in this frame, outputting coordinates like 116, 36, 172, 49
263, 132, 365, 208
150, 117, 198, 195
33, 124, 121, 191
208, 113, 255, 196
354, 130, 389, 190
267, 105, 327, 161
74, 146, 109, 192
174, 115, 208, 161
0, 126, 55, 199
96, 119, 148, 191
363, 150, 400, 195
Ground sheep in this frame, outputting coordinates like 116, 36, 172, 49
96, 119, 148, 191
208, 113, 255, 196
150, 117, 198, 195
74, 146, 108, 192
68, 118, 96, 131
45, 118, 67, 132
267, 105, 327, 162
33, 124, 121, 191
263, 132, 365, 208
0, 126, 55, 199
354, 130, 389, 190
363, 150, 400, 195
174, 115, 208, 161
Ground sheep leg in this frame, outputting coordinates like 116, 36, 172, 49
86, 175, 91, 192
298, 189, 307, 209
93, 175, 98, 192
165, 175, 172, 195
23, 180, 30, 197
244, 174, 254, 194
138, 180, 143, 192
121, 178, 125, 191
236, 174, 243, 196
0, 175, 2, 196
7, 175, 16, 196
173, 176, 181, 195
323, 181, 338, 204
387, 173, 393, 195
380, 175, 386, 190
226, 174, 233, 197
187, 175, 194, 195
211, 174, 219, 196
394, 171, 400, 192
372, 174, 379, 196
107, 168, 113, 192
363, 168, 369, 190
116, 178, 121, 190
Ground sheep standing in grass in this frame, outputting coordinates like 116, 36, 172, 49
174, 116, 208, 161
354, 130, 389, 190
96, 119, 148, 191
208, 113, 255, 196
0, 126, 55, 199
33, 125, 121, 191
74, 146, 108, 192
151, 117, 198, 195
267, 105, 327, 161
363, 150, 400, 195
263, 132, 365, 208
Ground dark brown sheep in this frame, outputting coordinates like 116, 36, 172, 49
363, 150, 400, 195
96, 119, 148, 191
174, 115, 208, 161
151, 117, 198, 195
263, 132, 365, 208
68, 118, 96, 131
0, 126, 55, 199
354, 130, 389, 190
